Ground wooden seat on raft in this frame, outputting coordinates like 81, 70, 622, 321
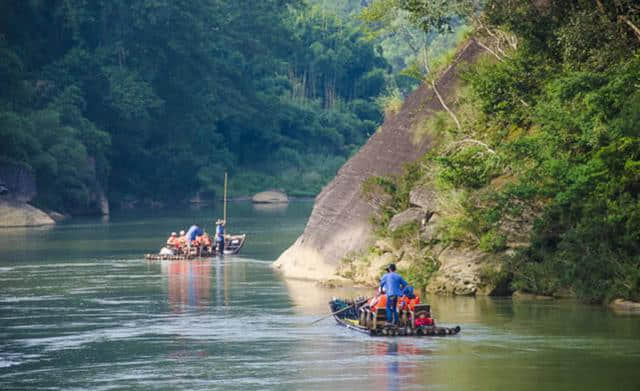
358, 307, 389, 329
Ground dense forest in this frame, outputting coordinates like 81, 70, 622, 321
1, 0, 394, 211
356, 0, 640, 302
4, 0, 639, 301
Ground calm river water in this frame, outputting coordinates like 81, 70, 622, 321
1, 201, 639, 390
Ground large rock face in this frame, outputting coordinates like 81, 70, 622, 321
0, 200, 55, 227
273, 39, 485, 280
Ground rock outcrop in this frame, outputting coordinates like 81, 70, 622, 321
388, 207, 427, 232
0, 200, 55, 227
608, 299, 640, 313
274, 39, 485, 280
0, 162, 55, 227
252, 190, 289, 204
426, 247, 487, 296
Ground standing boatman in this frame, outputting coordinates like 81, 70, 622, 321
215, 219, 225, 254
380, 263, 408, 326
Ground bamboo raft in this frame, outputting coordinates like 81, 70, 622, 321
145, 234, 246, 260
144, 253, 214, 261
329, 298, 461, 337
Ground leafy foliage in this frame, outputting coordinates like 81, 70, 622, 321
360, 0, 640, 301
0, 1, 389, 210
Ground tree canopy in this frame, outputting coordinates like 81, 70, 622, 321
1, 0, 389, 211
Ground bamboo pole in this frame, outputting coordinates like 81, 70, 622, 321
223, 171, 228, 224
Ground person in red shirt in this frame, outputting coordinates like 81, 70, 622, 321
414, 311, 434, 327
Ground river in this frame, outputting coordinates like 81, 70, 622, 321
1, 201, 639, 390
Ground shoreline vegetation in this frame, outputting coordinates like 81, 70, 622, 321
276, 0, 640, 308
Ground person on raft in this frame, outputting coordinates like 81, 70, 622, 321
399, 285, 420, 312
196, 232, 213, 254
166, 232, 179, 249
379, 263, 408, 326
185, 224, 204, 254
215, 219, 225, 253
178, 230, 187, 251
368, 288, 387, 312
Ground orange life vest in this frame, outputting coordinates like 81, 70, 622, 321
370, 294, 387, 311
399, 295, 420, 311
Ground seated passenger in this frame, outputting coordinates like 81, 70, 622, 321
200, 232, 213, 252
369, 291, 387, 312
399, 286, 420, 312
177, 230, 187, 251
414, 311, 434, 327
166, 232, 179, 248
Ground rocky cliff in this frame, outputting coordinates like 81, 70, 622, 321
0, 162, 54, 227
273, 39, 485, 281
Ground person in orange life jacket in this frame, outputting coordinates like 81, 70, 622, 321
399, 285, 420, 312
379, 263, 408, 325
177, 230, 187, 251
368, 288, 387, 311
199, 232, 212, 252
166, 232, 179, 248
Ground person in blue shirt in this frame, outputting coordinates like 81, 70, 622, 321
185, 224, 204, 254
215, 219, 225, 254
379, 263, 408, 326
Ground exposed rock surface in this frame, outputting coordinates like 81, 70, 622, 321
274, 39, 485, 280
512, 290, 554, 300
252, 190, 289, 204
609, 298, 640, 313
388, 207, 427, 232
48, 211, 70, 222
0, 200, 55, 227
409, 186, 437, 211
426, 247, 486, 296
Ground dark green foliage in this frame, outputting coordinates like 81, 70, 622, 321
375, 0, 640, 301
465, 1, 640, 302
404, 254, 440, 289
436, 146, 502, 189
0, 1, 389, 210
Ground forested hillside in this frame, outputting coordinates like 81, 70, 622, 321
344, 0, 640, 303
0, 0, 389, 211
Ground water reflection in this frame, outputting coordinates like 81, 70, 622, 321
370, 341, 431, 391
162, 260, 212, 312
160, 256, 253, 312
252, 203, 289, 213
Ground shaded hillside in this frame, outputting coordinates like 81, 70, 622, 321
274, 39, 484, 280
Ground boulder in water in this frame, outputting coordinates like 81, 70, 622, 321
252, 190, 288, 204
